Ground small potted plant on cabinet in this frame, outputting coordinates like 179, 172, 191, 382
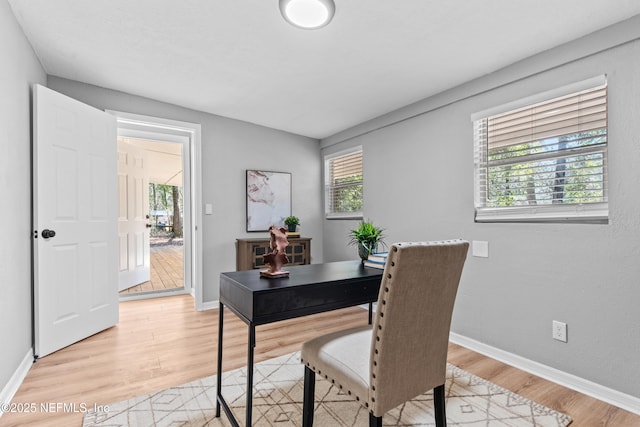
348, 220, 386, 262
284, 215, 300, 232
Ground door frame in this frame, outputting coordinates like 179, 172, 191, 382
107, 111, 204, 310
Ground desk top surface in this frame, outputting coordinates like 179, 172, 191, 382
220, 260, 383, 294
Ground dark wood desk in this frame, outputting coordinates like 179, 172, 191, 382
215, 260, 383, 427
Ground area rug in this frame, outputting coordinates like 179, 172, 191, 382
83, 352, 572, 426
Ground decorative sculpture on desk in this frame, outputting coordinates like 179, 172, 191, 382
260, 225, 290, 278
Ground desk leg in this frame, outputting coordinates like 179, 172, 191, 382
246, 323, 256, 427
215, 302, 224, 417
368, 302, 373, 325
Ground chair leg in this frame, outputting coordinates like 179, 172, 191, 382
434, 384, 447, 427
302, 366, 316, 427
369, 412, 383, 427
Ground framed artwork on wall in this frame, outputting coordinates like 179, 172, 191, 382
246, 169, 292, 232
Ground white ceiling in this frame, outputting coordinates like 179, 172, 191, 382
121, 137, 183, 187
8, 1, 640, 139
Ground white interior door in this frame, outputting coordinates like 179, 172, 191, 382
33, 84, 118, 358
117, 140, 151, 291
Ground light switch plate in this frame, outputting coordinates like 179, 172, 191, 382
472, 240, 489, 258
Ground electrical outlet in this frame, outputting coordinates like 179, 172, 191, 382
552, 320, 567, 342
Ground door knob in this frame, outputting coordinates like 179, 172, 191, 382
41, 229, 56, 239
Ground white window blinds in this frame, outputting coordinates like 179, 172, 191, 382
473, 77, 608, 222
325, 147, 363, 218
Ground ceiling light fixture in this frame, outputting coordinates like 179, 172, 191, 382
279, 0, 335, 30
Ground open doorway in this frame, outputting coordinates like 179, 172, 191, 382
118, 137, 185, 297
109, 111, 202, 307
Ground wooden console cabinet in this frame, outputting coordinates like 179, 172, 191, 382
236, 237, 311, 271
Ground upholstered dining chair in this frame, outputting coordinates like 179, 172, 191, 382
300, 240, 469, 427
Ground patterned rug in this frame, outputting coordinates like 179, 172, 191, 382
83, 352, 572, 426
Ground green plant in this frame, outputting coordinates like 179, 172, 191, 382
348, 220, 386, 260
284, 216, 300, 226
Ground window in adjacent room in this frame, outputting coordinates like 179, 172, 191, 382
472, 76, 608, 222
324, 146, 363, 219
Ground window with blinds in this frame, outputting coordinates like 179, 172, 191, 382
324, 147, 363, 218
473, 77, 608, 222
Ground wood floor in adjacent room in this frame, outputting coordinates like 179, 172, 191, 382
118, 239, 184, 295
2, 295, 638, 426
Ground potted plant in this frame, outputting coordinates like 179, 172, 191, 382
284, 215, 300, 232
348, 220, 386, 262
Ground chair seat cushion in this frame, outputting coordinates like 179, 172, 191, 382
301, 325, 372, 404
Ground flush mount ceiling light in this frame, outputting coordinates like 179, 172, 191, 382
279, 0, 335, 30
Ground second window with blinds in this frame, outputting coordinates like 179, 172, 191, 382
472, 76, 608, 223
324, 146, 363, 219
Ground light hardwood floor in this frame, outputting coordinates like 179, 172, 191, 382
2, 295, 638, 426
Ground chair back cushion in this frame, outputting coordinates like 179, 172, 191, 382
369, 239, 469, 415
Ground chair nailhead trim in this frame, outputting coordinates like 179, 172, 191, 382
305, 364, 369, 405
371, 250, 396, 405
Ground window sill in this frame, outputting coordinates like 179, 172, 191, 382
325, 212, 363, 220
475, 204, 608, 224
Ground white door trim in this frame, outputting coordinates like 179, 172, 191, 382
106, 110, 204, 310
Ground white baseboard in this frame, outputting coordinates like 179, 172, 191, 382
358, 303, 377, 312
200, 299, 219, 311
0, 349, 33, 417
450, 332, 640, 415
118, 288, 191, 302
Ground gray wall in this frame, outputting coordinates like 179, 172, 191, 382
0, 0, 46, 397
47, 76, 323, 304
321, 16, 640, 398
